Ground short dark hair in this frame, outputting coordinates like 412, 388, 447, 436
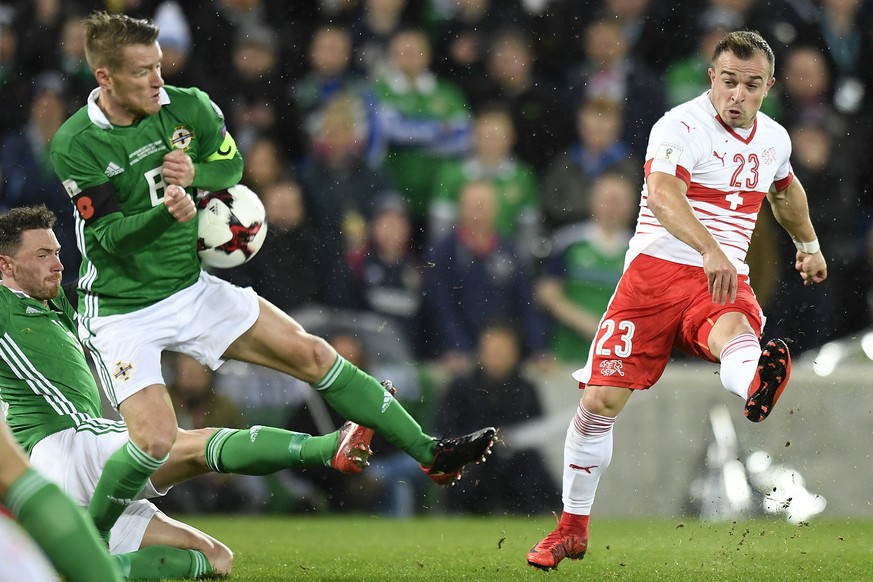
83, 11, 160, 72
0, 205, 57, 257
712, 30, 775, 77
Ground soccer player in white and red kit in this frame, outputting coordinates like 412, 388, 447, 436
527, 30, 828, 570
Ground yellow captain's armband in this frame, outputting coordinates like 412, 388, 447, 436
205, 131, 238, 162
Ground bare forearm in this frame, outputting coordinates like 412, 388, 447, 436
537, 280, 602, 338
767, 179, 818, 243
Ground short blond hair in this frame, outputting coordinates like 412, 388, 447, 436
83, 11, 159, 71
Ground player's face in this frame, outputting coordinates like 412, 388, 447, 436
100, 42, 164, 125
0, 229, 63, 303
708, 51, 775, 129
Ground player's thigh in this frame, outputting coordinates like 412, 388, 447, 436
579, 256, 692, 390
29, 422, 169, 508
118, 384, 179, 457
222, 297, 336, 382
677, 277, 764, 361
140, 511, 233, 575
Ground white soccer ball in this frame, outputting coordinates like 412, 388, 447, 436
197, 184, 268, 269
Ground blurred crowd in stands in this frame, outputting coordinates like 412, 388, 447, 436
3, 0, 873, 515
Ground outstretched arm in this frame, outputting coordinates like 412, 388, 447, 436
646, 171, 737, 304
767, 178, 827, 286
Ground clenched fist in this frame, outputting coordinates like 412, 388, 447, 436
162, 149, 195, 187
164, 184, 196, 223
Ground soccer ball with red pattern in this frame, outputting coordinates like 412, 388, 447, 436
197, 184, 267, 269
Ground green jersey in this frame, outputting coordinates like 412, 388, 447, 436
50, 85, 244, 317
372, 71, 471, 218
431, 158, 540, 237
0, 286, 102, 453
544, 224, 628, 362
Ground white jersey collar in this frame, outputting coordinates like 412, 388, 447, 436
87, 87, 171, 129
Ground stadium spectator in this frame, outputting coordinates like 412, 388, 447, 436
527, 31, 828, 570
221, 23, 305, 162
435, 321, 559, 515
371, 26, 472, 241
540, 98, 640, 233
240, 135, 293, 194
430, 0, 524, 101
219, 179, 328, 313
349, 192, 425, 356
772, 44, 838, 130
349, 0, 414, 79
599, 0, 690, 72
537, 172, 636, 364
49, 12, 496, 547
428, 105, 541, 263
470, 26, 571, 177
765, 114, 859, 353
0, 71, 80, 282
664, 13, 744, 108
290, 24, 377, 162
179, 0, 317, 87
422, 180, 548, 374
564, 17, 667, 159
153, 0, 192, 87
299, 95, 396, 306
796, 0, 873, 117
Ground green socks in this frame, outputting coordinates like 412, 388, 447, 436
312, 356, 436, 465
205, 426, 340, 474
115, 546, 212, 580
88, 440, 167, 541
4, 469, 121, 581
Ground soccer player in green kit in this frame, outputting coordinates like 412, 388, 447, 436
50, 10, 496, 549
0, 207, 121, 581
2, 205, 398, 578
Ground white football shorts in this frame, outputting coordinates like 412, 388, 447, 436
80, 271, 259, 408
29, 419, 171, 554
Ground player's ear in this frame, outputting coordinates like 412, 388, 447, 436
0, 254, 12, 278
763, 76, 776, 97
94, 66, 112, 89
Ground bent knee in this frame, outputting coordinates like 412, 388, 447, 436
581, 386, 629, 417
129, 430, 177, 460
207, 542, 233, 576
293, 332, 338, 383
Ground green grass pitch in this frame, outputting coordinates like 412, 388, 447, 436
181, 515, 873, 581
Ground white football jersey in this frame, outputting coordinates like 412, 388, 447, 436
628, 91, 793, 275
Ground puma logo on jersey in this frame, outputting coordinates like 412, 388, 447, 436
681, 121, 694, 133
104, 161, 124, 177
712, 151, 726, 166
569, 464, 598, 474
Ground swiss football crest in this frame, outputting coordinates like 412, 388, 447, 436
171, 126, 194, 150
599, 360, 625, 377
